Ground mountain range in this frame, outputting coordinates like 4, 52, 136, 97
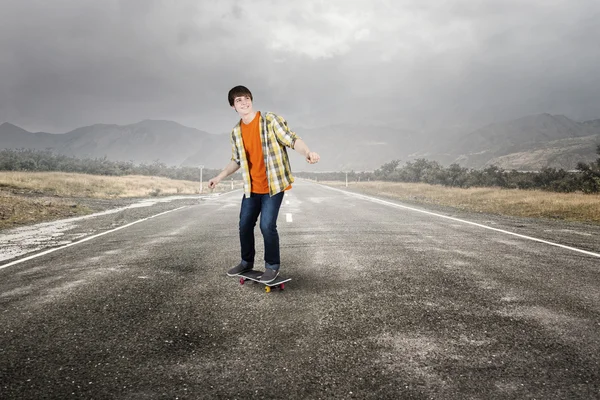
1, 113, 599, 172
0, 120, 233, 169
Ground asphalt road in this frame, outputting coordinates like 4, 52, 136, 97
1, 180, 599, 399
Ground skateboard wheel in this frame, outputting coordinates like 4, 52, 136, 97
279, 283, 285, 291
239, 278, 245, 285
265, 286, 271, 293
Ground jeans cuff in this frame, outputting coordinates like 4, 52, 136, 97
241, 260, 254, 268
265, 263, 280, 271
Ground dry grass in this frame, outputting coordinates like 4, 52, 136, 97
0, 171, 239, 198
320, 181, 600, 224
0, 193, 92, 229
0, 171, 243, 229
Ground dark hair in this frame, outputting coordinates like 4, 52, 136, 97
228, 86, 253, 106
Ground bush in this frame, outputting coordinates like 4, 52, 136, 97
296, 146, 600, 194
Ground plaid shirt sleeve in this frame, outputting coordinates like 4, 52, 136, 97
268, 113, 301, 148
230, 128, 241, 165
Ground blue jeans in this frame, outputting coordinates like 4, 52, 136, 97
239, 191, 285, 271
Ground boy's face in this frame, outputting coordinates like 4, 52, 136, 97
232, 95, 254, 116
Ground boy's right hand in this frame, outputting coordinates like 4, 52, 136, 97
208, 177, 220, 189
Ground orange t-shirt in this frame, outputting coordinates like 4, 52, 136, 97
241, 112, 270, 194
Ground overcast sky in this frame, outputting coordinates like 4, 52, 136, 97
1, 0, 599, 134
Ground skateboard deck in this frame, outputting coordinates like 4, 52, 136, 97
234, 270, 291, 293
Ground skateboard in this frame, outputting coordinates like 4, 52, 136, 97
234, 270, 291, 293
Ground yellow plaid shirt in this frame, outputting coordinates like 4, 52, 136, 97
230, 112, 300, 197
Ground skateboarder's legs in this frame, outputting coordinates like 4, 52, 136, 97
239, 192, 285, 270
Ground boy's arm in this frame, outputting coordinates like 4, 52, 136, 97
270, 113, 299, 148
208, 160, 240, 188
209, 128, 243, 188
268, 113, 320, 164
293, 138, 320, 164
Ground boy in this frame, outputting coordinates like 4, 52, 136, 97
208, 86, 320, 283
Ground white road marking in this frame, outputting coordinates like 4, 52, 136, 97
0, 206, 189, 270
285, 200, 290, 205
321, 185, 600, 259
286, 213, 293, 223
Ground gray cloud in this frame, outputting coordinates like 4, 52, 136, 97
1, 0, 599, 135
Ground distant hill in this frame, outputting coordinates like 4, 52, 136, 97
440, 114, 600, 170
0, 122, 57, 150
477, 134, 600, 171
0, 120, 229, 167
1, 113, 599, 171
583, 119, 600, 130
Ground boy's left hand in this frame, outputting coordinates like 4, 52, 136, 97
306, 152, 320, 164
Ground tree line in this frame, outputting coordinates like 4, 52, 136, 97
0, 149, 222, 182
2, 146, 599, 193
296, 145, 600, 194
